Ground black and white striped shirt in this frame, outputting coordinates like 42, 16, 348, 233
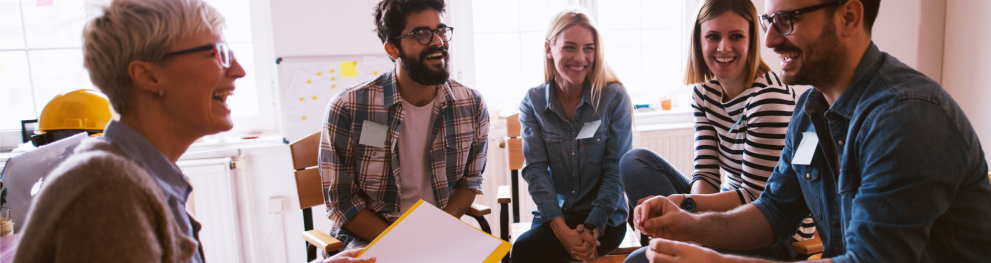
691, 71, 816, 240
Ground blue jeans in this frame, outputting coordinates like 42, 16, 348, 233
618, 148, 795, 263
511, 214, 627, 263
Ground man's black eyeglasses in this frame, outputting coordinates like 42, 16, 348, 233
760, 0, 848, 35
396, 27, 454, 45
163, 42, 233, 68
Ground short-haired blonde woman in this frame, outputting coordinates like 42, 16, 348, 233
511, 7, 632, 263
12, 0, 372, 262
619, 0, 809, 262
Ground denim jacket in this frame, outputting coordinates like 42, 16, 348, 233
753, 43, 991, 262
518, 82, 632, 231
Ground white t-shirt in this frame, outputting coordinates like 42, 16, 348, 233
397, 97, 438, 215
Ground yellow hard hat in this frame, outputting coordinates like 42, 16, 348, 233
37, 89, 113, 133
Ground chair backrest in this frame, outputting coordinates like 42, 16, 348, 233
289, 132, 325, 210
506, 113, 524, 170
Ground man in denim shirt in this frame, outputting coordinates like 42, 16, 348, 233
633, 0, 991, 262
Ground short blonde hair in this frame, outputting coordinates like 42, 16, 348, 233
544, 7, 621, 111
684, 0, 770, 85
83, 0, 225, 115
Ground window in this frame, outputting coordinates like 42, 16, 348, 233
456, 0, 697, 114
0, 0, 276, 134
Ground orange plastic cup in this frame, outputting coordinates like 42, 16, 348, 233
660, 96, 673, 110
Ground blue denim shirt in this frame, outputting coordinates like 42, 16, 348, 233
753, 43, 991, 262
519, 82, 632, 230
102, 120, 204, 263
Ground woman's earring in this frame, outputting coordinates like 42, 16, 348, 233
157, 89, 165, 98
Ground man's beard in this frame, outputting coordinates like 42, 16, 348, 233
398, 46, 450, 86
778, 20, 847, 87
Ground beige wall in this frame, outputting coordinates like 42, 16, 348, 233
753, 0, 946, 84
942, 0, 991, 164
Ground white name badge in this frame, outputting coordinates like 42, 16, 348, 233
359, 120, 388, 148
792, 132, 819, 165
576, 120, 602, 139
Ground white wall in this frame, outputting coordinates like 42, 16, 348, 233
942, 0, 991, 164
269, 0, 387, 57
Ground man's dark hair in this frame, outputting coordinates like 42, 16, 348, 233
373, 0, 446, 45
860, 0, 880, 35
826, 0, 880, 34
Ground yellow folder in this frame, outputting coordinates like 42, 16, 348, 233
357, 200, 512, 262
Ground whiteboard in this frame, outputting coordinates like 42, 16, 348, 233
276, 55, 394, 143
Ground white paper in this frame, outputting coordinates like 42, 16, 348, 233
576, 120, 601, 139
793, 132, 819, 165
359, 201, 504, 262
359, 120, 388, 148
361, 55, 394, 80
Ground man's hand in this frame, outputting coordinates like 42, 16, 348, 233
322, 248, 377, 263
637, 195, 657, 206
645, 238, 724, 263
634, 196, 698, 241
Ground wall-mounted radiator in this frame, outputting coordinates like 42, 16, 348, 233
177, 157, 244, 263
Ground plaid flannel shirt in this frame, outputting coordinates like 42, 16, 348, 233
319, 71, 489, 236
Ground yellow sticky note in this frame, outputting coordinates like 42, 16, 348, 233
307, 80, 311, 84
341, 61, 358, 78
317, 72, 322, 76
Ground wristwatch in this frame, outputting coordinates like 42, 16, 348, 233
583, 223, 601, 238
680, 194, 696, 212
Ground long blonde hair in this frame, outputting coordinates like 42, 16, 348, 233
683, 0, 770, 85
544, 7, 621, 111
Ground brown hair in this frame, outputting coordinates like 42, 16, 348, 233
544, 7, 621, 111
683, 0, 770, 85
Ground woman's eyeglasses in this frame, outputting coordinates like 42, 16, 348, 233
759, 0, 848, 35
163, 42, 233, 68
396, 27, 454, 45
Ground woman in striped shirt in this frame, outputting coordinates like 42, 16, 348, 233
620, 0, 812, 262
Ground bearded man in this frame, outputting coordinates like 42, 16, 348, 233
632, 0, 991, 262
318, 0, 489, 251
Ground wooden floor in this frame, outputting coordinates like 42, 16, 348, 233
510, 222, 641, 262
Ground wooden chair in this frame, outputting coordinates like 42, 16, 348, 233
289, 131, 494, 262
498, 113, 642, 262
793, 230, 823, 260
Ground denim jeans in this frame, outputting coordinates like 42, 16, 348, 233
510, 214, 627, 263
618, 148, 795, 262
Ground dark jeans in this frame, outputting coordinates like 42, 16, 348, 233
510, 214, 627, 263
618, 148, 796, 262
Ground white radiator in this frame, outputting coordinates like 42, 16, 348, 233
506, 125, 695, 225
177, 157, 244, 263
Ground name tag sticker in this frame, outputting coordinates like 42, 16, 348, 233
359, 120, 388, 148
793, 132, 819, 165
576, 120, 602, 139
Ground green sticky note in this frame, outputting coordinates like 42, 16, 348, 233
341, 61, 358, 78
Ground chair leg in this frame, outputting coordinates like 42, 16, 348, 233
511, 169, 520, 223
303, 208, 317, 262
500, 202, 510, 241
500, 202, 511, 263
468, 214, 493, 235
